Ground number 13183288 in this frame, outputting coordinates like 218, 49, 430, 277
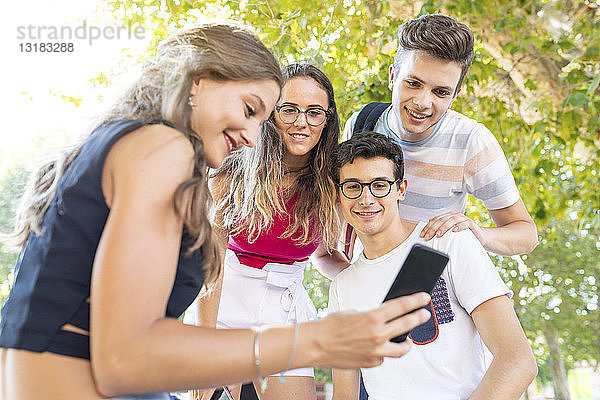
19, 42, 74, 52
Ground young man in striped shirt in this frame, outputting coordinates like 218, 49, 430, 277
340, 14, 537, 258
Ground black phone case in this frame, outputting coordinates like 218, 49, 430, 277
383, 243, 449, 343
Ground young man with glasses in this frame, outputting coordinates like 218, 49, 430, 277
328, 132, 537, 400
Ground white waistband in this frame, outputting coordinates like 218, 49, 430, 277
224, 249, 316, 323
225, 249, 308, 288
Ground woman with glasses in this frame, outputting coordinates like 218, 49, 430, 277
0, 28, 430, 400
197, 64, 355, 400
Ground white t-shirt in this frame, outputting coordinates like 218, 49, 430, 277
343, 107, 520, 223
328, 222, 511, 400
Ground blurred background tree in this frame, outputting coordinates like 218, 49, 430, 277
0, 164, 28, 304
2, 0, 598, 397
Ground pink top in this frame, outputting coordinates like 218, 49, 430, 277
228, 193, 321, 269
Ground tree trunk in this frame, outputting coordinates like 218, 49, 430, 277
388, 0, 424, 18
543, 326, 571, 400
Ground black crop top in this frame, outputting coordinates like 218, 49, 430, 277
0, 119, 205, 359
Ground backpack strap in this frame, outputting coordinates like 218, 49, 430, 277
344, 102, 392, 261
352, 102, 391, 134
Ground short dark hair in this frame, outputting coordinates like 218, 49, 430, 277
393, 14, 474, 94
332, 131, 404, 185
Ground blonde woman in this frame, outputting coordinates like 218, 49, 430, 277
0, 26, 430, 400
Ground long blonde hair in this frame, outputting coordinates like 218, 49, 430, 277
214, 63, 340, 251
10, 23, 283, 284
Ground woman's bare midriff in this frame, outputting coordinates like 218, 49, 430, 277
0, 347, 105, 399
61, 323, 90, 336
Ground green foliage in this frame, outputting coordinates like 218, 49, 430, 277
494, 219, 599, 389
59, 94, 83, 107
304, 263, 333, 383
303, 262, 330, 315
0, 164, 29, 308
1, 0, 599, 391
314, 366, 333, 384
517, 218, 599, 364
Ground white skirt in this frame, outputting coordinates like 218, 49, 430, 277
217, 249, 317, 377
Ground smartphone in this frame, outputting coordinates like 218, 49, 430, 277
383, 243, 449, 343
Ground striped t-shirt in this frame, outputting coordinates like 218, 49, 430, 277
342, 106, 520, 223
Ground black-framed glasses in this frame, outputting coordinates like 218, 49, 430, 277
337, 178, 400, 199
275, 104, 330, 126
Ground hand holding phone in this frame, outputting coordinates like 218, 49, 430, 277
383, 243, 449, 343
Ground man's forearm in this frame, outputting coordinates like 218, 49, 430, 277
480, 220, 538, 256
332, 368, 360, 400
469, 350, 537, 400
470, 296, 538, 400
195, 276, 223, 327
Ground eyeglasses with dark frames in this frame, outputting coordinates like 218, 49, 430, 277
275, 104, 330, 126
337, 178, 401, 199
